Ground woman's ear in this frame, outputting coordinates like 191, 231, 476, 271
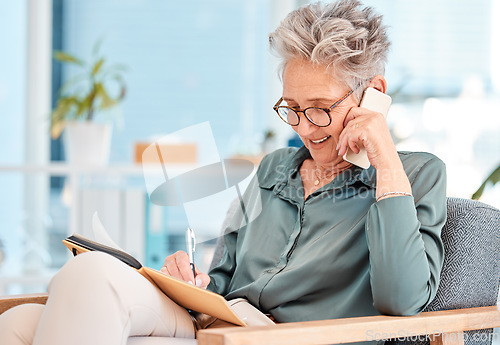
368, 75, 387, 93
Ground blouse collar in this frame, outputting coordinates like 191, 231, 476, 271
258, 146, 378, 195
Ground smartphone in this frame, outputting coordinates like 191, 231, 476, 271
342, 87, 392, 169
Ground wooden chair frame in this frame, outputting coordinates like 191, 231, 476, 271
1, 293, 498, 345
198, 305, 500, 345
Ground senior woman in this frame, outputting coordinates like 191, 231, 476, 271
0, 1, 446, 344
204, 1, 446, 322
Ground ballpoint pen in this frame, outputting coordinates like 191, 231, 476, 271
185, 227, 196, 280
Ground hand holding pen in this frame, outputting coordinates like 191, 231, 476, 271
160, 227, 210, 289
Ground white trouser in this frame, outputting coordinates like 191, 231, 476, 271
0, 252, 196, 345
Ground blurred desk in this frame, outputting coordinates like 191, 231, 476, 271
0, 163, 194, 236
0, 271, 57, 295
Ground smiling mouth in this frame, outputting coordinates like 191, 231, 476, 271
311, 135, 331, 144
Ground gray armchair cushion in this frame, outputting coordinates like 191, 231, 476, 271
392, 197, 499, 345
425, 197, 499, 311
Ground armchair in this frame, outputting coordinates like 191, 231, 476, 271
1, 197, 499, 345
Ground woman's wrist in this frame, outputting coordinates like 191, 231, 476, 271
376, 191, 412, 202
374, 156, 412, 200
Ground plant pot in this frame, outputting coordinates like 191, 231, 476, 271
64, 122, 112, 166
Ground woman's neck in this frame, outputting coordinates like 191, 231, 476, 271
312, 159, 353, 179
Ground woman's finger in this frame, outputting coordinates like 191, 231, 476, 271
343, 111, 357, 128
161, 251, 195, 283
161, 251, 211, 288
347, 134, 361, 154
174, 251, 196, 283
162, 257, 181, 279
337, 127, 351, 157
194, 272, 211, 289
343, 105, 368, 127
338, 117, 361, 156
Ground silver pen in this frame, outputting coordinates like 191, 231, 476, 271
185, 227, 196, 279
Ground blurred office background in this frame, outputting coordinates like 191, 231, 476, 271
0, 0, 499, 296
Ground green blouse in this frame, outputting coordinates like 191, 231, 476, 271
208, 146, 447, 323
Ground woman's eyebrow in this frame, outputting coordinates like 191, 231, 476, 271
282, 97, 337, 103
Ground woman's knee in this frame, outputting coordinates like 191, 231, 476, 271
49, 251, 127, 294
0, 303, 45, 345
62, 251, 121, 273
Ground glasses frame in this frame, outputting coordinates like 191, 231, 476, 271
273, 83, 362, 127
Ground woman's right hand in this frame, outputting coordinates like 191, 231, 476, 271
161, 251, 211, 289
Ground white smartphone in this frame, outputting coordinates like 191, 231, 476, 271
343, 87, 392, 169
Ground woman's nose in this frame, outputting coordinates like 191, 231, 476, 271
296, 114, 317, 137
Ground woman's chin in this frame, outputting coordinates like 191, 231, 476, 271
307, 147, 341, 166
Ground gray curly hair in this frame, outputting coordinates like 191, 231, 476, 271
269, 0, 390, 101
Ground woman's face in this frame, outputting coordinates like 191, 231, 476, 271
282, 58, 357, 166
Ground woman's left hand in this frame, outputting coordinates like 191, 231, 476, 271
336, 106, 399, 170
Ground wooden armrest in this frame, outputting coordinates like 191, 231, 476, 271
0, 293, 48, 315
197, 306, 500, 345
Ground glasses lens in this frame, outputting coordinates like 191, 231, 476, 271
277, 107, 299, 125
305, 108, 330, 127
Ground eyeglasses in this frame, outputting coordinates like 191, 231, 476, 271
273, 83, 362, 127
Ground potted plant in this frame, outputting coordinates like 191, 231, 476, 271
50, 40, 126, 165
472, 163, 500, 200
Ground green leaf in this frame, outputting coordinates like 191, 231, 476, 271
54, 51, 84, 66
52, 39, 126, 126
110, 74, 127, 101
118, 85, 126, 101
51, 97, 77, 121
472, 165, 500, 200
50, 121, 66, 139
50, 96, 79, 138
58, 73, 88, 95
76, 91, 95, 119
91, 58, 105, 77
92, 37, 105, 57
107, 63, 129, 73
95, 83, 118, 109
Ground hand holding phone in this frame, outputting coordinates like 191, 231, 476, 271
342, 87, 392, 169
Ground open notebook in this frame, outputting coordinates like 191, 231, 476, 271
62, 233, 248, 326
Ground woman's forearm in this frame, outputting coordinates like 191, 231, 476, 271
366, 197, 440, 315
366, 155, 447, 315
